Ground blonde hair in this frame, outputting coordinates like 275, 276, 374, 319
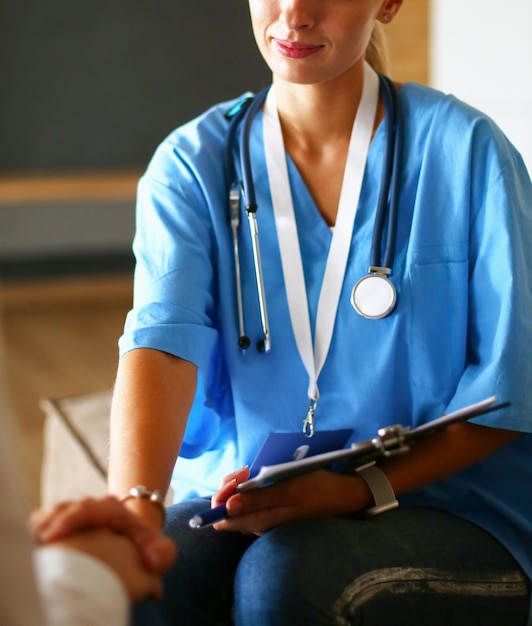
365, 23, 390, 75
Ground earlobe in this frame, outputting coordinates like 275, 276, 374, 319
378, 0, 403, 25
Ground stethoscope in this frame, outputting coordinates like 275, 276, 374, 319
224, 73, 403, 354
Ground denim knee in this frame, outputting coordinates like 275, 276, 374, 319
233, 523, 337, 626
231, 512, 530, 626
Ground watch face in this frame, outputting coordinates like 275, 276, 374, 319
351, 273, 396, 319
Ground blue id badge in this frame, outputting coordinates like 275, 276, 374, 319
248, 429, 353, 478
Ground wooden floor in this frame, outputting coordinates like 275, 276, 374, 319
2, 275, 134, 506
2, 0, 429, 508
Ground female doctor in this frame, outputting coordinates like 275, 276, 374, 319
109, 0, 532, 624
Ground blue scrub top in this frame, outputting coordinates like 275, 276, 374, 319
120, 83, 532, 600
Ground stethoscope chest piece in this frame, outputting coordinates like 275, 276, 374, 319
351, 267, 396, 320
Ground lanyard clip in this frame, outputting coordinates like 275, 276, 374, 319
302, 397, 317, 438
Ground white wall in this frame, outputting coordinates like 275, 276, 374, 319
430, 0, 532, 174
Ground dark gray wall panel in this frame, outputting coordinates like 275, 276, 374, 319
0, 0, 270, 170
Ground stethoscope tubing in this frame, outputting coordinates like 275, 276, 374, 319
225, 88, 271, 351
240, 88, 270, 212
384, 75, 402, 271
240, 88, 272, 352
225, 74, 401, 349
371, 74, 402, 270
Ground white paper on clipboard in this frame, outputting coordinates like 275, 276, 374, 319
237, 396, 508, 493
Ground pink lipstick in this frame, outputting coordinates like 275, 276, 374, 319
273, 39, 323, 59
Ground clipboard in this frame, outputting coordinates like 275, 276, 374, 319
237, 396, 509, 493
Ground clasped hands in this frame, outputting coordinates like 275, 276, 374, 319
29, 495, 177, 602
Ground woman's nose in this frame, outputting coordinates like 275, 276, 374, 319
279, 0, 315, 30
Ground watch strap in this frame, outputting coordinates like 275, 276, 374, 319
355, 461, 399, 515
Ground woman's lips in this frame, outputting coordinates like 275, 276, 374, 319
273, 39, 323, 59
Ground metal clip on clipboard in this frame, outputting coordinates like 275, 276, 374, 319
371, 424, 411, 457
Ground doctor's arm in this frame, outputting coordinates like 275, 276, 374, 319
108, 347, 197, 530
212, 421, 519, 535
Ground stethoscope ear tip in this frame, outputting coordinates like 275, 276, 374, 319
239, 336, 251, 350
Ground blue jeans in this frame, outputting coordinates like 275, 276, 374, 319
159, 498, 530, 625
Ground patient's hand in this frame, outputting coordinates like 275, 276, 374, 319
50, 527, 172, 601
29, 495, 176, 575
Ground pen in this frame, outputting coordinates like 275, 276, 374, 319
188, 503, 228, 529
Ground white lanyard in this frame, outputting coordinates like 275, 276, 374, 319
262, 63, 379, 436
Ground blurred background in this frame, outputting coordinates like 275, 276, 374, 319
1, 0, 530, 507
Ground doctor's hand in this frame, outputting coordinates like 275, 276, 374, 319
211, 467, 372, 535
211, 423, 520, 536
